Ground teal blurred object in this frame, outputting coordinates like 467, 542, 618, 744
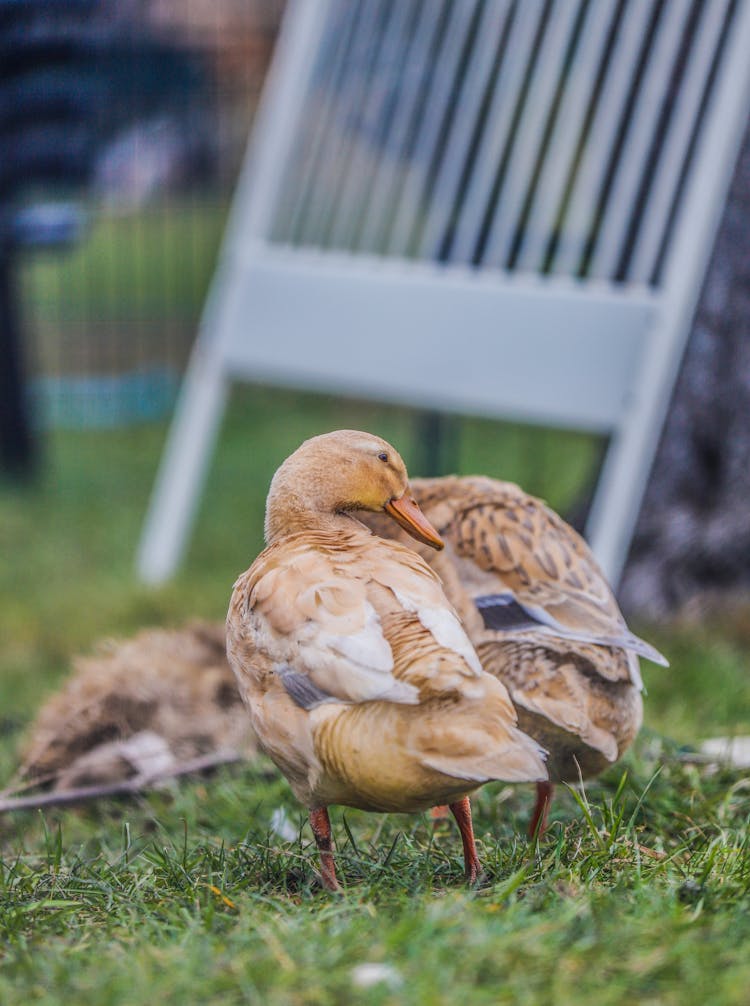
30, 367, 179, 429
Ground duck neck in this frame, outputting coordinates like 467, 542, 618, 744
264, 487, 363, 545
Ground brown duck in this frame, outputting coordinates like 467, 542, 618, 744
362, 475, 667, 837
225, 433, 546, 889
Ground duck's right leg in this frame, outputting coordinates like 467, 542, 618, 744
528, 781, 554, 839
449, 796, 482, 884
309, 807, 340, 891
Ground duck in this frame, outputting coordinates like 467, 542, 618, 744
225, 432, 547, 889
15, 622, 256, 794
361, 475, 667, 837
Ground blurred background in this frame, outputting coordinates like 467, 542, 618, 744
4, 0, 282, 432
1, 0, 750, 758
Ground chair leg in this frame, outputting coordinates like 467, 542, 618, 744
136, 347, 228, 584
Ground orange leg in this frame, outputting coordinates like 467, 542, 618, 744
449, 796, 482, 884
528, 781, 554, 840
309, 807, 340, 891
430, 804, 450, 827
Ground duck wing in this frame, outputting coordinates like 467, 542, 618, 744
229, 537, 420, 707
417, 477, 667, 671
229, 531, 547, 791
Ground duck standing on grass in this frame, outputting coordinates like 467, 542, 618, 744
363, 476, 668, 838
226, 432, 546, 890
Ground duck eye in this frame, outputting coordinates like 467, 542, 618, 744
377, 452, 389, 463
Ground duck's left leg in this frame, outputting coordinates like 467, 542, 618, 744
448, 796, 481, 884
528, 781, 554, 839
309, 807, 340, 891
430, 804, 450, 827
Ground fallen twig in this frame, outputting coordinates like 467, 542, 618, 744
0, 749, 243, 814
0, 770, 60, 800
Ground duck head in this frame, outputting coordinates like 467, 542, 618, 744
264, 430, 444, 550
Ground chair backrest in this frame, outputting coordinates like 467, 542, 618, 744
268, 0, 727, 284
136, 0, 750, 586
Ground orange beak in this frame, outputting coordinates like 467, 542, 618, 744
383, 492, 444, 550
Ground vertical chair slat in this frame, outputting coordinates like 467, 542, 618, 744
586, 0, 694, 281
479, 0, 584, 269
512, 0, 618, 274
416, 0, 515, 263
447, 0, 548, 265
275, 0, 361, 244
354, 0, 449, 255
295, 0, 389, 247
626, 0, 732, 285
324, 0, 419, 251
549, 0, 655, 278
397, 0, 495, 258
385, 0, 483, 258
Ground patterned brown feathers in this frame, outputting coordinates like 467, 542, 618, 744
362, 476, 667, 796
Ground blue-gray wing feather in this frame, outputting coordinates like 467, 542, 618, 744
278, 667, 338, 710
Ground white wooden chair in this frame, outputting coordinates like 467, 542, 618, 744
137, 0, 750, 586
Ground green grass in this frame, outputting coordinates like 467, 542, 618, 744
1, 391, 750, 1004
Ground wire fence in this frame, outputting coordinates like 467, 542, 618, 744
14, 0, 284, 428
